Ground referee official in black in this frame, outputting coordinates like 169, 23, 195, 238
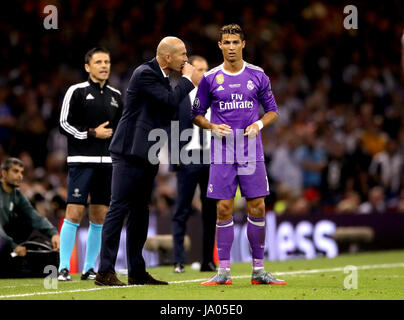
96, 37, 195, 286
58, 47, 122, 281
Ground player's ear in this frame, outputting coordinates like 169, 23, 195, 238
165, 53, 171, 64
218, 41, 222, 49
84, 64, 90, 73
242, 40, 246, 49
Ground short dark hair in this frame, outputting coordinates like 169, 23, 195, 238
188, 55, 206, 65
84, 47, 110, 64
1, 157, 24, 171
219, 24, 245, 41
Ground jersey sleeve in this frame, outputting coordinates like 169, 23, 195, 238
59, 86, 89, 139
190, 75, 211, 119
258, 74, 279, 114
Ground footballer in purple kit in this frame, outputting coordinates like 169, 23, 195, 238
191, 24, 286, 285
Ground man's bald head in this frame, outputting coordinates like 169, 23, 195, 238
156, 36, 188, 74
157, 37, 184, 57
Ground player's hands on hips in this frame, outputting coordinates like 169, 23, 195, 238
95, 121, 113, 139
211, 123, 232, 138
244, 123, 259, 138
51, 234, 60, 252
182, 62, 195, 79
14, 245, 27, 257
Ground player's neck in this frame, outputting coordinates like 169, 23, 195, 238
90, 75, 107, 88
223, 59, 244, 73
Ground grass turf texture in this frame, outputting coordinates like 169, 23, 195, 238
0, 250, 403, 300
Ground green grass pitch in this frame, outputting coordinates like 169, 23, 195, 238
1, 250, 403, 300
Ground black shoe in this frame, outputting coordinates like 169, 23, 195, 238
94, 271, 126, 286
200, 262, 217, 272
57, 268, 72, 281
174, 263, 185, 273
81, 268, 96, 280
128, 272, 168, 285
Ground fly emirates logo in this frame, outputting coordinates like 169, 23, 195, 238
219, 94, 254, 110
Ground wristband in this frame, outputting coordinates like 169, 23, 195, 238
88, 128, 96, 137
254, 120, 264, 130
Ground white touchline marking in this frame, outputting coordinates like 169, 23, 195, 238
0, 280, 81, 289
0, 262, 403, 299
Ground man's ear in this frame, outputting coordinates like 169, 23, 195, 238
218, 41, 222, 50
242, 40, 246, 49
1, 169, 6, 180
84, 64, 90, 73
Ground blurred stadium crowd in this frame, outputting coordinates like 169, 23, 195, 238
0, 0, 404, 223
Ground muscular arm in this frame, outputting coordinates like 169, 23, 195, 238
244, 111, 278, 137
260, 111, 278, 127
193, 115, 232, 137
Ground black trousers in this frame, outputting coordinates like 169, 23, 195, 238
172, 163, 217, 265
98, 153, 158, 278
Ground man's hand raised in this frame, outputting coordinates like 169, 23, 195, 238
182, 62, 195, 79
94, 121, 113, 139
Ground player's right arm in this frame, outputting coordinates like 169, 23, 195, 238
59, 86, 90, 139
191, 75, 232, 137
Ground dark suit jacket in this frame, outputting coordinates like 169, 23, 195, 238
169, 91, 211, 170
109, 58, 194, 161
176, 94, 194, 153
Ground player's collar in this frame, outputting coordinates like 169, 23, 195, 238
220, 61, 245, 76
159, 65, 169, 78
88, 77, 108, 90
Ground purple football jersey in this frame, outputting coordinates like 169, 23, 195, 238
191, 61, 278, 163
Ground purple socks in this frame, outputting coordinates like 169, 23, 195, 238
247, 215, 266, 269
216, 215, 266, 270
216, 217, 234, 270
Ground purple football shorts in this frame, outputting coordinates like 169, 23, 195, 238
207, 161, 270, 199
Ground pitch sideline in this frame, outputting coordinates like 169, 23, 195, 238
1, 262, 403, 299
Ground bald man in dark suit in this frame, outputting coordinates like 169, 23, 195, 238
96, 37, 195, 286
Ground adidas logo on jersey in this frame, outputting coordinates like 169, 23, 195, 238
86, 93, 95, 100
217, 85, 225, 91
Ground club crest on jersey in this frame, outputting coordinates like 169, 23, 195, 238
193, 97, 200, 109
216, 74, 224, 84
247, 80, 254, 90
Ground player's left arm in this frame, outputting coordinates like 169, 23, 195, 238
244, 74, 279, 137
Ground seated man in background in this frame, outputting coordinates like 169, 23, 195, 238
0, 157, 60, 278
